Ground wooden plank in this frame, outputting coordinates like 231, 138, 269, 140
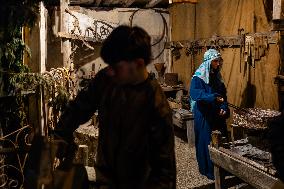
273, 20, 284, 30
58, 32, 98, 43
273, 0, 284, 20
70, 0, 95, 4
186, 119, 195, 148
95, 0, 102, 6
122, 0, 136, 7
219, 147, 276, 175
209, 146, 278, 189
60, 0, 71, 68
145, 0, 164, 8
77, 145, 89, 166
211, 130, 222, 148
39, 2, 47, 136
168, 32, 279, 48
85, 166, 96, 182
171, 0, 197, 3
39, 2, 47, 74
102, 0, 119, 6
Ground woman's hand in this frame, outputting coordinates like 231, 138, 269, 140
216, 97, 224, 103
219, 109, 226, 116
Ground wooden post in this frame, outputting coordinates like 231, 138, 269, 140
211, 130, 226, 189
77, 145, 89, 166
60, 0, 71, 69
231, 124, 236, 147
211, 130, 222, 148
273, 0, 284, 20
39, 2, 47, 136
186, 119, 195, 148
145, 0, 164, 8
214, 165, 226, 189
170, 0, 198, 3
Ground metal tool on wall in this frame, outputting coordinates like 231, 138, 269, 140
167, 31, 279, 69
228, 102, 249, 113
238, 28, 245, 72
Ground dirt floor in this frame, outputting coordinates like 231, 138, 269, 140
174, 127, 214, 189
174, 127, 255, 189
76, 124, 254, 189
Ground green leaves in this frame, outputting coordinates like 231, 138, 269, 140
0, 0, 60, 127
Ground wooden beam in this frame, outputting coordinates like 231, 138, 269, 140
145, 0, 163, 8
39, 2, 47, 74
273, 0, 284, 20
58, 32, 98, 43
122, 0, 136, 7
101, 0, 117, 6
95, 0, 102, 6
77, 145, 89, 166
209, 147, 278, 189
60, 0, 71, 69
214, 165, 226, 189
171, 0, 197, 3
39, 2, 48, 136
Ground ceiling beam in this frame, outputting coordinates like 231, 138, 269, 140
122, 0, 136, 7
95, 0, 102, 6
145, 0, 163, 7
101, 0, 120, 6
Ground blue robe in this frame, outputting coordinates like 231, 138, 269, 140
190, 75, 229, 179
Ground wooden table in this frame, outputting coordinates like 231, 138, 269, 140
209, 131, 279, 189
162, 86, 185, 98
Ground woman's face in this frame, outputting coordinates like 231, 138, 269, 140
211, 58, 221, 70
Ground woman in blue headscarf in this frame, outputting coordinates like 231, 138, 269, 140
190, 49, 229, 179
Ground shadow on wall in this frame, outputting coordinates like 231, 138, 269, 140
46, 38, 104, 72
240, 82, 256, 108
72, 41, 102, 70
47, 39, 63, 71
240, 66, 256, 108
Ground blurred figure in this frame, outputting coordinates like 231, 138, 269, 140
190, 49, 229, 179
56, 25, 176, 189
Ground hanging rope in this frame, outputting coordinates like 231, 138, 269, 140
129, 9, 169, 60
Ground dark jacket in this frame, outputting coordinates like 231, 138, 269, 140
56, 67, 176, 189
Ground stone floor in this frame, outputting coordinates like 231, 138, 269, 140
76, 124, 254, 189
174, 127, 255, 189
174, 127, 214, 189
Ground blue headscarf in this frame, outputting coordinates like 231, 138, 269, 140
190, 49, 223, 111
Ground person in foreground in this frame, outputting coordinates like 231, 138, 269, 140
189, 49, 230, 179
56, 25, 176, 189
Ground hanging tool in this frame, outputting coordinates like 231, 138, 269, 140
227, 102, 260, 117
238, 28, 245, 73
255, 36, 259, 60
227, 103, 249, 113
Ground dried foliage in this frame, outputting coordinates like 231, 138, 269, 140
0, 1, 71, 129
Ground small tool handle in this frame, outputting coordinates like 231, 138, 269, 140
227, 103, 249, 113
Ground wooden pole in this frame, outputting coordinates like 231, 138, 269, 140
60, 0, 71, 69
39, 2, 47, 136
273, 0, 284, 20
211, 130, 226, 189
77, 145, 89, 166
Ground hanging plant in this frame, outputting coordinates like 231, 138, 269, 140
0, 0, 61, 128
0, 0, 59, 94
